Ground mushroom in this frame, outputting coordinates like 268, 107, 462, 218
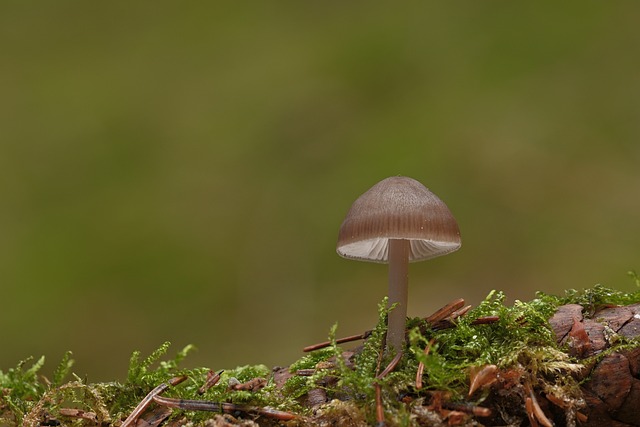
336, 176, 461, 352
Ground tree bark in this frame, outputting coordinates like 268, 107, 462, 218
549, 302, 640, 426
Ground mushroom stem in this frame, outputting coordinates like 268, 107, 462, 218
387, 238, 410, 352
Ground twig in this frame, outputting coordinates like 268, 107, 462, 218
372, 350, 404, 426
376, 351, 403, 380
471, 315, 500, 325
425, 299, 465, 324
374, 383, 385, 426
151, 395, 297, 421
198, 370, 223, 395
415, 339, 435, 390
121, 376, 187, 427
442, 402, 492, 417
303, 331, 372, 352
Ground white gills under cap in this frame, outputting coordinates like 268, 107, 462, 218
336, 176, 461, 263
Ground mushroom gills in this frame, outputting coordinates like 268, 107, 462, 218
337, 238, 460, 263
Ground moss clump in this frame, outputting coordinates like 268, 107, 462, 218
555, 272, 640, 313
0, 343, 298, 426
2, 280, 640, 426
408, 290, 563, 392
0, 355, 47, 425
291, 280, 640, 425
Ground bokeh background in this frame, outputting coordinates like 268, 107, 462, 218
2, 3, 639, 381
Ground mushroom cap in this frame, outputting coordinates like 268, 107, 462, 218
336, 176, 461, 263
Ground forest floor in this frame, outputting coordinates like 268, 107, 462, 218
3, 279, 640, 427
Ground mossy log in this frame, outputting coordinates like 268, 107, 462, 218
4, 289, 640, 427
291, 301, 640, 427
548, 302, 640, 427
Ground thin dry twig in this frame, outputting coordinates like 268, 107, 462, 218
303, 331, 372, 352
415, 339, 435, 390
377, 351, 403, 380
425, 299, 466, 324
151, 395, 297, 421
121, 376, 188, 427
197, 370, 223, 395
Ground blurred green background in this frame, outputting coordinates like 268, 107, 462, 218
1, 3, 639, 381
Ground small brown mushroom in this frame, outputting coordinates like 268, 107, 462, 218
337, 176, 461, 351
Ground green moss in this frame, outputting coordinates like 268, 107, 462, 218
558, 283, 640, 314
283, 347, 334, 400
3, 280, 640, 426
0, 356, 47, 424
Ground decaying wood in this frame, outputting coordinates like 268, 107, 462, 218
19, 300, 640, 426
549, 302, 640, 426
295, 301, 640, 426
